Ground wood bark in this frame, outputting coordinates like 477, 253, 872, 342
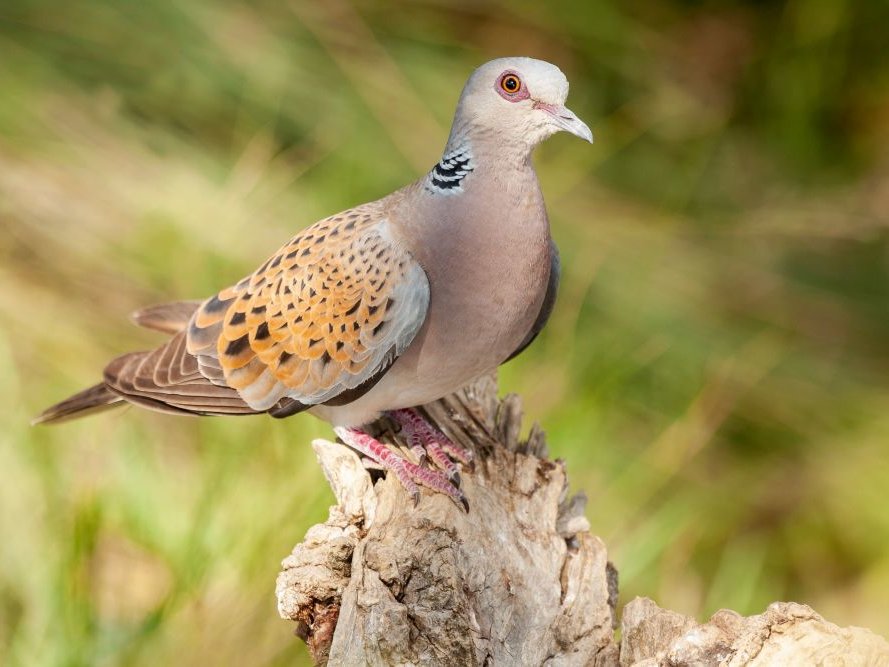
275, 376, 889, 666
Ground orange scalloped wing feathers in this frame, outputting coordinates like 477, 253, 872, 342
187, 205, 429, 411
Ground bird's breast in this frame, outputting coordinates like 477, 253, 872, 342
314, 171, 553, 426
395, 180, 551, 393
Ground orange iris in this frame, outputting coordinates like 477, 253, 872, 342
500, 74, 521, 94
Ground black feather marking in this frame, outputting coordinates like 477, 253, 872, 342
268, 397, 310, 418
203, 294, 230, 313
225, 334, 250, 356
428, 150, 474, 192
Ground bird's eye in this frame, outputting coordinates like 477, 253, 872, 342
500, 74, 521, 94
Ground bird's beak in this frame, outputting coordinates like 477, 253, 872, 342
534, 101, 593, 143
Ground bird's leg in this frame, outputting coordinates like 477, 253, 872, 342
389, 408, 474, 474
334, 426, 468, 511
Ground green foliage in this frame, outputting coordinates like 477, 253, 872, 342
2, 1, 888, 664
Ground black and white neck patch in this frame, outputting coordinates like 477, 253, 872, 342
426, 146, 475, 195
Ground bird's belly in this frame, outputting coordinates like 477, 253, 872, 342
312, 240, 551, 427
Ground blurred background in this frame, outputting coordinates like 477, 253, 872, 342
2, 0, 888, 664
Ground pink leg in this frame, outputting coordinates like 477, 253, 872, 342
394, 413, 460, 483
334, 426, 468, 511
389, 408, 474, 475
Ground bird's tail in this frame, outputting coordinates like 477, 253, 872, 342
130, 300, 202, 334
32, 383, 124, 425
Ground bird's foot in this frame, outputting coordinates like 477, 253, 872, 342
334, 424, 469, 511
389, 408, 474, 481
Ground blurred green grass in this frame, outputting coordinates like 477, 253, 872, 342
2, 1, 889, 664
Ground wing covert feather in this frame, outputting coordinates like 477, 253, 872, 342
187, 204, 429, 411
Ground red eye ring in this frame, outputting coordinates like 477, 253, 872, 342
500, 74, 521, 94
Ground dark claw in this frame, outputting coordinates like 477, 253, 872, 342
459, 494, 470, 513
450, 470, 462, 487
411, 490, 421, 507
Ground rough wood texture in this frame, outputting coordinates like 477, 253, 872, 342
276, 376, 889, 666
276, 376, 617, 665
620, 597, 889, 666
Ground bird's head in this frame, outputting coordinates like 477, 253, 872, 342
448, 57, 592, 152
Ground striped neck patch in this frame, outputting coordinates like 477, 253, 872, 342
426, 146, 475, 195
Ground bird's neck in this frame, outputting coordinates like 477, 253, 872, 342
392, 134, 549, 270
444, 122, 536, 164
425, 131, 536, 197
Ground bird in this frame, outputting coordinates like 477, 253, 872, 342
34, 56, 592, 509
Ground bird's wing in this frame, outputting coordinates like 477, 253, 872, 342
103, 330, 257, 416
186, 203, 430, 412
131, 300, 203, 334
503, 240, 560, 363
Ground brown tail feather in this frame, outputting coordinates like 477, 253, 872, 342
32, 383, 124, 425
131, 300, 202, 335
35, 328, 311, 423
102, 333, 261, 417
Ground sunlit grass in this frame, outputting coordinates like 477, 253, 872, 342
2, 1, 889, 664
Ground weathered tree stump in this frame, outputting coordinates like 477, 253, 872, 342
620, 598, 889, 666
275, 376, 889, 666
